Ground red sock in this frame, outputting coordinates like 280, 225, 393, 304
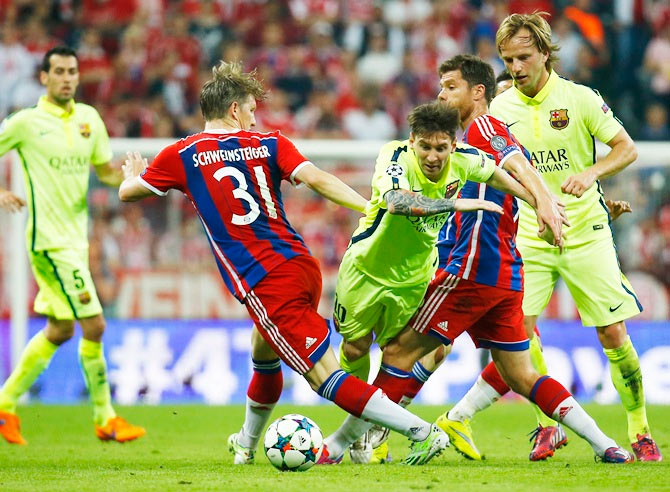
529, 375, 571, 416
318, 370, 378, 417
248, 358, 283, 404
481, 360, 510, 396
405, 378, 424, 400
371, 364, 411, 403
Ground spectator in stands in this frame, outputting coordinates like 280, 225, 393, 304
640, 103, 670, 141
343, 84, 396, 140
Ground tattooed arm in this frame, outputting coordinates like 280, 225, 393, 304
384, 189, 504, 217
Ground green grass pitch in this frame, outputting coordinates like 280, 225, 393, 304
0, 403, 668, 491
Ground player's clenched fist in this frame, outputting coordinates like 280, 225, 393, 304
560, 169, 597, 198
0, 189, 26, 213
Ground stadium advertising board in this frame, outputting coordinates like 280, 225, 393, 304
0, 319, 668, 405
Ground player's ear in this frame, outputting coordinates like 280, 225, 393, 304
39, 70, 48, 86
409, 131, 415, 145
450, 138, 457, 152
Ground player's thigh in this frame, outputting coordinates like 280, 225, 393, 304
471, 288, 529, 351
409, 272, 487, 346
375, 280, 429, 347
558, 237, 642, 327
518, 244, 560, 317
332, 255, 383, 343
245, 259, 330, 375
29, 249, 102, 320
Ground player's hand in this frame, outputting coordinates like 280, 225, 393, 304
454, 198, 504, 214
560, 169, 597, 198
606, 199, 632, 221
123, 151, 148, 180
0, 189, 26, 213
537, 223, 566, 253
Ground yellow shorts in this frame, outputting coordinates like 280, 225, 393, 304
30, 248, 102, 320
333, 252, 429, 347
520, 235, 642, 327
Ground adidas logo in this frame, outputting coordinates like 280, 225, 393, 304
558, 406, 573, 421
437, 321, 449, 330
305, 337, 317, 349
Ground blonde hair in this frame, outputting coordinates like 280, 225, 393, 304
199, 61, 267, 121
495, 12, 559, 71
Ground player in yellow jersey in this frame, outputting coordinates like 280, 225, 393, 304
0, 47, 145, 445
484, 13, 659, 461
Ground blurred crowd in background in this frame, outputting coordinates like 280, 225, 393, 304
0, 0, 669, 317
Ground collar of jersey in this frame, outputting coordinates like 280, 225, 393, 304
38, 95, 75, 119
409, 144, 450, 189
513, 70, 558, 106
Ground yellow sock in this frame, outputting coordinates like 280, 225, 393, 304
603, 336, 649, 443
0, 331, 58, 413
79, 338, 116, 426
528, 335, 557, 428
339, 342, 370, 382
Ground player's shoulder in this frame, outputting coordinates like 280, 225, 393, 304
454, 142, 486, 157
74, 102, 104, 118
466, 114, 508, 139
555, 74, 603, 100
0, 106, 34, 133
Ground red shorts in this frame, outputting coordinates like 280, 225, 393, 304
245, 255, 331, 374
409, 270, 529, 351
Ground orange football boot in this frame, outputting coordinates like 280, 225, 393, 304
0, 410, 27, 445
95, 416, 146, 442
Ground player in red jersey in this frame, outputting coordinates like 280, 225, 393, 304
323, 55, 633, 464
118, 61, 451, 466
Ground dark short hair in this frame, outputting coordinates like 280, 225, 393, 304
408, 102, 460, 140
439, 54, 496, 104
199, 61, 267, 121
496, 70, 513, 85
41, 46, 78, 73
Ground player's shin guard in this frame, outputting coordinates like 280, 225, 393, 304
448, 370, 503, 422
78, 339, 116, 426
339, 342, 370, 381
239, 358, 283, 449
528, 334, 558, 428
0, 331, 58, 413
603, 336, 650, 442
318, 370, 431, 458
529, 376, 616, 455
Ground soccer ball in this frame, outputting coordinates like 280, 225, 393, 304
264, 414, 323, 471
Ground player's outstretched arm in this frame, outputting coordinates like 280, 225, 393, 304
295, 163, 368, 213
119, 151, 155, 202
503, 153, 569, 241
384, 189, 503, 217
561, 129, 637, 198
0, 188, 26, 213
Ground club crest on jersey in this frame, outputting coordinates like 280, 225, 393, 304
79, 123, 91, 138
444, 180, 459, 199
549, 109, 569, 130
79, 291, 91, 304
386, 164, 404, 177
490, 135, 507, 151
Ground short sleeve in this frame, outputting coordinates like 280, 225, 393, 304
90, 110, 113, 165
275, 133, 310, 185
374, 141, 411, 204
0, 111, 24, 156
465, 115, 522, 168
139, 144, 186, 195
454, 145, 496, 184
581, 86, 622, 144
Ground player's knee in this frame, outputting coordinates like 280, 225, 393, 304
342, 335, 373, 362
81, 315, 106, 342
45, 319, 75, 345
596, 322, 627, 349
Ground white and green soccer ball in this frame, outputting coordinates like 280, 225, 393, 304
264, 414, 323, 471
